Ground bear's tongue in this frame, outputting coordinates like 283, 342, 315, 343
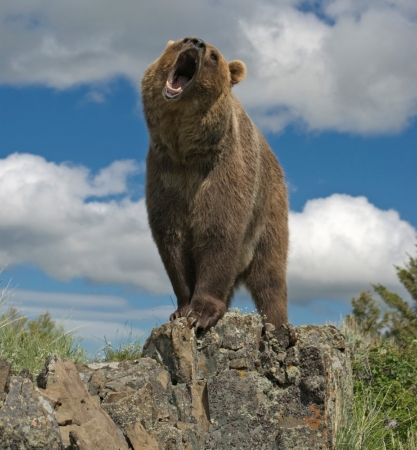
171, 75, 189, 90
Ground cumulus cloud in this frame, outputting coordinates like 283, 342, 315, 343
0, 0, 248, 88
1, 0, 416, 133
1, 154, 415, 306
6, 289, 174, 351
0, 153, 170, 293
239, 3, 417, 133
288, 194, 416, 303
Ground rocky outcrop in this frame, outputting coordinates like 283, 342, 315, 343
0, 359, 11, 408
0, 369, 63, 450
38, 355, 130, 450
142, 313, 352, 449
0, 313, 352, 449
77, 355, 207, 449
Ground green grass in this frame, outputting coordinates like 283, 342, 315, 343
5, 268, 416, 449
95, 325, 142, 362
337, 384, 417, 450
0, 279, 85, 376
0, 273, 144, 374
336, 318, 417, 450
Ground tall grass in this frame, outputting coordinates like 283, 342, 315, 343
0, 277, 85, 376
336, 318, 417, 450
337, 386, 408, 450
95, 324, 142, 362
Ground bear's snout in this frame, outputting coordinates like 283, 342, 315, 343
183, 37, 206, 52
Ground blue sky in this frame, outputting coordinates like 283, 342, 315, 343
1, 1, 416, 353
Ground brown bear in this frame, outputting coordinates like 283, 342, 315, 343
141, 37, 288, 330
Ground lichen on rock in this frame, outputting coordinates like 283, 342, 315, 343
0, 313, 352, 449
141, 313, 352, 449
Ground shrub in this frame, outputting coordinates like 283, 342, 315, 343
0, 280, 85, 376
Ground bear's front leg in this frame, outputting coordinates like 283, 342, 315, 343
184, 239, 239, 329
158, 237, 195, 321
185, 295, 228, 330
146, 153, 195, 320
148, 212, 195, 317
185, 209, 245, 330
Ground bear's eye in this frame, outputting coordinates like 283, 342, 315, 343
210, 51, 218, 62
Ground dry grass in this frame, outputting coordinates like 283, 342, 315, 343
336, 317, 417, 450
0, 274, 85, 376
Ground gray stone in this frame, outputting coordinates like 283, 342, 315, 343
75, 357, 207, 449
0, 375, 64, 450
39, 355, 129, 450
0, 359, 11, 408
143, 313, 352, 449
0, 313, 352, 449
0, 359, 11, 393
144, 313, 264, 384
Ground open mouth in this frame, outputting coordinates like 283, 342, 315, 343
164, 48, 199, 99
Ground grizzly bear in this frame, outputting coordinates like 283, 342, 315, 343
141, 37, 288, 330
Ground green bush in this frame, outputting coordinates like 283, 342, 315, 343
355, 339, 417, 443
0, 296, 85, 376
348, 242, 417, 344
341, 241, 417, 448
337, 320, 417, 449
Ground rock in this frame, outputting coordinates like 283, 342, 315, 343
0, 313, 352, 449
144, 313, 264, 384
124, 422, 163, 450
76, 357, 207, 449
0, 359, 11, 393
143, 320, 197, 383
0, 359, 11, 408
69, 431, 84, 450
38, 355, 129, 450
143, 313, 352, 449
19, 367, 34, 380
0, 375, 64, 450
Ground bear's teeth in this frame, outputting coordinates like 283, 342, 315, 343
166, 81, 181, 92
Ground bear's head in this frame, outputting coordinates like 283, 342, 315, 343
150, 37, 246, 102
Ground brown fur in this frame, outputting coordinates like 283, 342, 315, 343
141, 37, 289, 330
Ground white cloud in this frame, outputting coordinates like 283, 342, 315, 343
3, 289, 174, 353
11, 289, 173, 323
324, 0, 417, 19
0, 153, 170, 293
239, 3, 417, 133
1, 1, 416, 133
288, 194, 416, 303
1, 153, 415, 308
0, 0, 248, 88
11, 290, 129, 309
85, 90, 107, 104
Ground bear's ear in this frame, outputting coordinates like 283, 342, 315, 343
229, 60, 246, 86
166, 40, 175, 48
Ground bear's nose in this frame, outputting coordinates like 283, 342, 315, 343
183, 37, 206, 51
